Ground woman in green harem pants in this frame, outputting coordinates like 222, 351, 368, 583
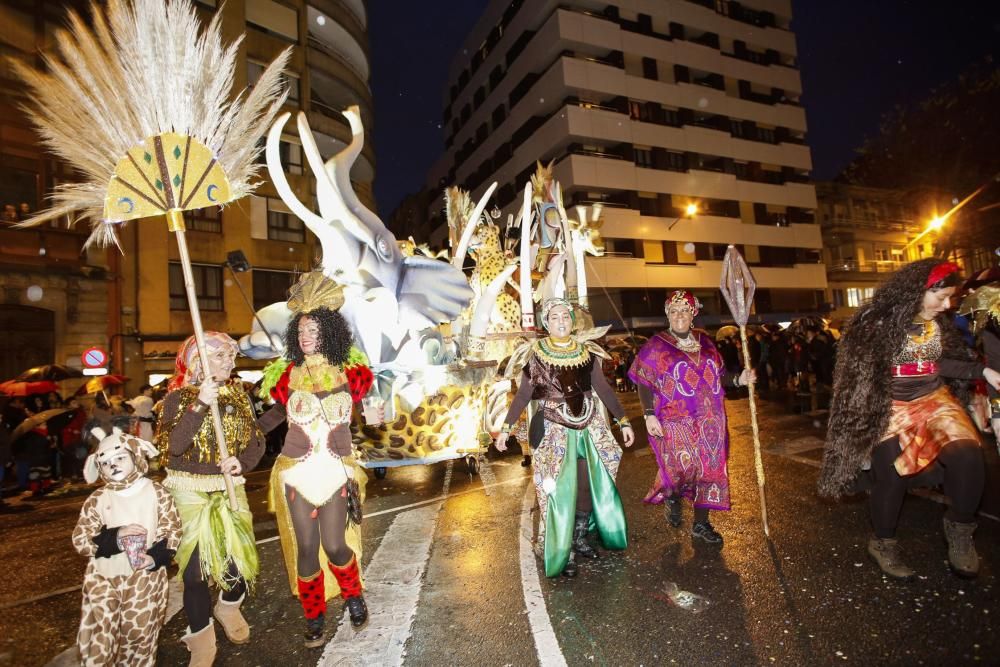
496, 298, 635, 577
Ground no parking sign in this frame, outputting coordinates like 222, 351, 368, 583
81, 347, 109, 376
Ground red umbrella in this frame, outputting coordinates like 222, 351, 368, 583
0, 380, 60, 397
74, 375, 129, 396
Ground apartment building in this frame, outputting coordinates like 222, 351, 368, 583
0, 0, 374, 388
817, 182, 942, 321
426, 0, 823, 326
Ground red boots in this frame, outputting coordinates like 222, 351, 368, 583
328, 556, 368, 627
296, 570, 326, 647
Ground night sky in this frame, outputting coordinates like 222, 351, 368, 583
367, 1, 1000, 219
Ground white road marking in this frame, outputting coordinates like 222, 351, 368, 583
318, 503, 443, 666
518, 481, 567, 667
317, 460, 451, 665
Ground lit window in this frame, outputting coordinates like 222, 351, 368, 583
846, 288, 861, 307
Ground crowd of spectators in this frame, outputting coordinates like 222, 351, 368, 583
2, 202, 32, 223
0, 383, 165, 509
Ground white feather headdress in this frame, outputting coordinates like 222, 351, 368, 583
12, 0, 290, 248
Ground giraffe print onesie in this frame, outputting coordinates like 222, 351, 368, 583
72, 429, 182, 666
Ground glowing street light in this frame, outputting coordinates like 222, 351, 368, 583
668, 202, 700, 230
927, 216, 946, 231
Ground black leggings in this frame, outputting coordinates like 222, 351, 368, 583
183, 546, 246, 633
671, 493, 711, 524
286, 484, 354, 575
870, 437, 984, 538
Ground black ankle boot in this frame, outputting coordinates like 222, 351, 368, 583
665, 496, 682, 528
573, 511, 600, 559
561, 552, 578, 577
345, 596, 368, 627
692, 520, 723, 544
304, 614, 325, 647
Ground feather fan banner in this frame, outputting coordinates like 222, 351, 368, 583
11, 0, 290, 248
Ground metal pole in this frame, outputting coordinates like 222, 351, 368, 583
224, 262, 281, 352
168, 210, 239, 510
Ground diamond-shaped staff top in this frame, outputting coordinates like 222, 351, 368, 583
720, 245, 756, 327
102, 131, 232, 223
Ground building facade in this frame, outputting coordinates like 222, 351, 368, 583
0, 0, 374, 390
424, 0, 822, 327
817, 181, 942, 322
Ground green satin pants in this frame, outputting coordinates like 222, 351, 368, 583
543, 427, 627, 577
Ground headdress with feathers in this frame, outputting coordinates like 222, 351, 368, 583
11, 0, 290, 248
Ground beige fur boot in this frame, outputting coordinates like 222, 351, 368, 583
214, 592, 250, 644
181, 620, 217, 667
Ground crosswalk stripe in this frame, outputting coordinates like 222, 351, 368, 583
518, 481, 567, 667
317, 503, 442, 666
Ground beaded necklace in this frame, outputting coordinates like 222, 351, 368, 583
534, 337, 591, 368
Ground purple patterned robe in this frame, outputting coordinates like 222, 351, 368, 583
628, 330, 731, 510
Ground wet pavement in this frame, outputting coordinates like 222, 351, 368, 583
2, 391, 998, 666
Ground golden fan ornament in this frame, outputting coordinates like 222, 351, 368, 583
12, 0, 291, 509
287, 270, 346, 315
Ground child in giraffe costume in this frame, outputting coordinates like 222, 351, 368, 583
72, 427, 181, 667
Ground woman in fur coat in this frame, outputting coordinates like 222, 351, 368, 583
819, 259, 1000, 580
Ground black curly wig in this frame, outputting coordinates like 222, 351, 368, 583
819, 257, 972, 498
284, 307, 354, 366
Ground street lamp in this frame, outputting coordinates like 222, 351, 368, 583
928, 216, 946, 231
667, 203, 699, 231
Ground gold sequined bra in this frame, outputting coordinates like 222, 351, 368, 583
286, 390, 352, 428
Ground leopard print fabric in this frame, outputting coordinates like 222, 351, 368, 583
73, 484, 181, 666
468, 221, 521, 360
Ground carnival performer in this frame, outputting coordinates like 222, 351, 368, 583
259, 271, 377, 646
819, 259, 1000, 580
73, 427, 181, 667
156, 333, 275, 665
629, 291, 754, 545
496, 297, 635, 578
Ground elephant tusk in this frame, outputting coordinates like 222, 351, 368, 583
451, 182, 497, 270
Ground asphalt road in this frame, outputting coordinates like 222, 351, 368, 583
2, 392, 998, 666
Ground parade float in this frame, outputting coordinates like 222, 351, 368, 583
240, 109, 608, 477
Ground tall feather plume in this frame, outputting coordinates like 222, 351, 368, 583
11, 0, 290, 248
444, 186, 474, 250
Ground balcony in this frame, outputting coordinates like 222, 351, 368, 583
0, 224, 88, 271
827, 260, 905, 274
822, 216, 920, 234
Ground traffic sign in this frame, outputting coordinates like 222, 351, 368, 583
81, 347, 108, 369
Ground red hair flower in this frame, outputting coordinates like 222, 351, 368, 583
925, 262, 960, 288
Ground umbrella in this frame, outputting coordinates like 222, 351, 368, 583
74, 375, 129, 396
0, 380, 60, 397
715, 325, 739, 341
15, 364, 85, 382
9, 408, 70, 443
